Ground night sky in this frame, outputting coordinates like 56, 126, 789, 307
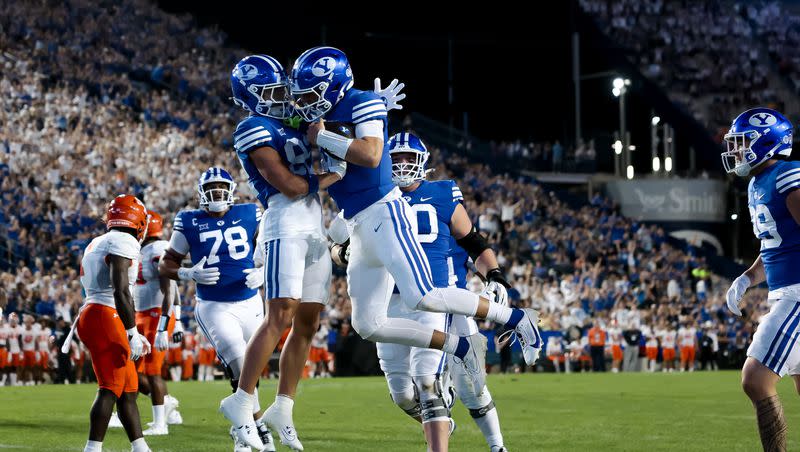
156, 1, 718, 174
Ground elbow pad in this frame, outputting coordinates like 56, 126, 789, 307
456, 227, 490, 262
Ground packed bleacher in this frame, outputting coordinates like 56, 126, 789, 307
0, 0, 768, 385
579, 0, 790, 139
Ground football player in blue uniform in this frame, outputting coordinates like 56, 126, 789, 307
375, 133, 509, 452
219, 55, 408, 451
159, 167, 275, 452
723, 108, 800, 451
292, 46, 542, 400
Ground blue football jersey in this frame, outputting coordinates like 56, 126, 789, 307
748, 160, 800, 290
402, 180, 463, 288
173, 204, 260, 302
324, 88, 394, 218
449, 239, 470, 290
233, 115, 313, 208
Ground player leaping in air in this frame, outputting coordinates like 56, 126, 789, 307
331, 133, 511, 452
159, 167, 275, 452
723, 108, 800, 452
219, 54, 407, 451
293, 46, 540, 385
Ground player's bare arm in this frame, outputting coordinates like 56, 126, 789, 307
109, 254, 136, 331
158, 249, 186, 281
450, 203, 500, 276
307, 120, 383, 168
249, 145, 342, 198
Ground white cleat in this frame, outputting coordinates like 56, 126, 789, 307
256, 421, 277, 452
515, 309, 543, 365
108, 411, 123, 428
143, 423, 169, 436
220, 394, 263, 450
165, 395, 183, 425
491, 446, 508, 452
454, 333, 487, 395
230, 426, 253, 452
167, 409, 183, 425
261, 404, 304, 451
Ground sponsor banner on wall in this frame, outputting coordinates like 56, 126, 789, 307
606, 179, 726, 223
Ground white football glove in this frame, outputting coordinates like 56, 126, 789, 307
374, 78, 406, 111
172, 318, 184, 343
154, 331, 170, 351
127, 328, 151, 361
726, 274, 751, 317
321, 151, 347, 179
481, 281, 509, 307
177, 256, 220, 285
243, 267, 265, 289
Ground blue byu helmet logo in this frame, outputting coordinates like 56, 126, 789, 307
312, 57, 335, 77
749, 113, 777, 127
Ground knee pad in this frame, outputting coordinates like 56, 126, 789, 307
450, 358, 492, 408
386, 373, 419, 418
415, 375, 450, 424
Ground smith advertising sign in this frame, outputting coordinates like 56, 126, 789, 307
606, 179, 726, 223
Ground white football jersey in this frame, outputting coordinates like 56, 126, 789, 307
7, 325, 21, 353
659, 329, 677, 348
260, 193, 325, 241
38, 327, 51, 351
20, 326, 37, 351
0, 324, 7, 348
607, 328, 623, 346
312, 325, 329, 349
678, 327, 697, 348
80, 230, 141, 308
134, 240, 177, 311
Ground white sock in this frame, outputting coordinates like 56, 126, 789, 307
10, 373, 17, 385
84, 440, 102, 452
252, 388, 261, 414
416, 287, 479, 316
485, 302, 512, 325
274, 394, 294, 413
130, 437, 149, 452
206, 367, 214, 381
152, 405, 165, 426
475, 408, 504, 449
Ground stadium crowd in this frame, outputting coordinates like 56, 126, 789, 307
580, 0, 785, 137
0, 0, 767, 386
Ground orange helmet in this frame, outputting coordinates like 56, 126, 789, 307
106, 194, 149, 241
146, 211, 163, 239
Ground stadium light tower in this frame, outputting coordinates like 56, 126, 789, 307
613, 78, 631, 174
651, 115, 661, 175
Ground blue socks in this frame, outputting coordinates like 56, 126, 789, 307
454, 336, 470, 359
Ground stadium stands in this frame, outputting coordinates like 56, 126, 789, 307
0, 0, 766, 384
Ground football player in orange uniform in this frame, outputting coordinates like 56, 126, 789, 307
73, 195, 152, 452
133, 211, 184, 435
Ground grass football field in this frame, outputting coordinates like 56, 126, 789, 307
0, 371, 798, 451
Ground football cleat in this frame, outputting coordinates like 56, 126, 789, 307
491, 447, 508, 452
516, 309, 543, 365
143, 423, 169, 436
220, 394, 263, 449
256, 420, 277, 452
230, 426, 254, 452
453, 333, 487, 396
108, 411, 123, 428
261, 403, 304, 451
